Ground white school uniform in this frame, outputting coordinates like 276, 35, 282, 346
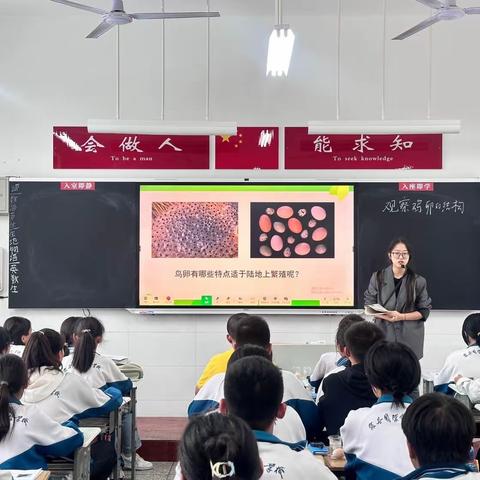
311, 351, 341, 383
0, 400, 83, 470
172, 430, 336, 480
187, 373, 307, 444
434, 345, 480, 393
63, 352, 132, 395
9, 345, 25, 357
341, 395, 414, 480
455, 377, 480, 403
22, 367, 123, 424
254, 431, 336, 480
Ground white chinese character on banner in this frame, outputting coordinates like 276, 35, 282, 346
353, 134, 374, 153
120, 136, 143, 153
81, 136, 105, 153
258, 130, 274, 148
158, 137, 182, 152
313, 135, 332, 153
390, 135, 414, 151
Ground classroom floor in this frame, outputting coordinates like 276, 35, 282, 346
126, 462, 176, 480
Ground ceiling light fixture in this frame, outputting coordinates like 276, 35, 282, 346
307, 120, 461, 135
266, 0, 295, 77
88, 119, 238, 136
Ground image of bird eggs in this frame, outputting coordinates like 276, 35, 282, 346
152, 202, 238, 258
250, 202, 334, 259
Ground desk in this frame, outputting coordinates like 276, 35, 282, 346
318, 454, 346, 478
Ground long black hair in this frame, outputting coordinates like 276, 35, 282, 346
461, 313, 480, 346
72, 317, 104, 373
377, 238, 416, 309
23, 329, 64, 372
365, 340, 420, 407
60, 317, 81, 348
0, 328, 10, 355
4, 316, 31, 346
179, 412, 262, 480
0, 355, 28, 442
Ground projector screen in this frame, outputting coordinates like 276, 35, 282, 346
139, 183, 354, 308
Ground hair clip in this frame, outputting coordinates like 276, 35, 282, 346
0, 381, 9, 387
81, 329, 91, 333
38, 331, 45, 335
210, 460, 235, 478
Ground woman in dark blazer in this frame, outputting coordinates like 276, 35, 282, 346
364, 238, 431, 359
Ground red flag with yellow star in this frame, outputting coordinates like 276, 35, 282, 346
215, 127, 279, 169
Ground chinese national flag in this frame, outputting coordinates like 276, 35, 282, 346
215, 127, 279, 170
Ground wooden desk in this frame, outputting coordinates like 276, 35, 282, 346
318, 454, 346, 477
37, 473, 50, 480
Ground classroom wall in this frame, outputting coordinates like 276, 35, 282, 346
0, 0, 479, 415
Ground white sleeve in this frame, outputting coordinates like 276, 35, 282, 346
340, 409, 361, 455
455, 377, 480, 404
433, 352, 458, 386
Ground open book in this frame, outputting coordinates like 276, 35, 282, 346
364, 304, 391, 316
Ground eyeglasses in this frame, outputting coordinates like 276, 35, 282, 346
391, 251, 409, 258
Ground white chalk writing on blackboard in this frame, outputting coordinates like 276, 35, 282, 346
382, 198, 465, 215
9, 184, 21, 295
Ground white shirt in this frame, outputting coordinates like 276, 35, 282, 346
188, 371, 311, 443
63, 351, 132, 395
0, 401, 83, 470
341, 395, 414, 480
255, 431, 336, 480
434, 345, 480, 391
311, 351, 341, 382
22, 367, 122, 424
9, 344, 25, 357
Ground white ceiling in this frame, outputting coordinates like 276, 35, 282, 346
0, 0, 449, 17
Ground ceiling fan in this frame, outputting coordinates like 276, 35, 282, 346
50, 0, 220, 38
393, 0, 480, 40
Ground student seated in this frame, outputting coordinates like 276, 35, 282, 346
0, 354, 83, 470
177, 412, 263, 480
219, 355, 336, 480
434, 313, 480, 394
341, 341, 420, 480
60, 316, 81, 356
195, 312, 249, 394
62, 317, 152, 471
22, 329, 123, 424
311, 314, 364, 401
317, 321, 384, 438
398, 393, 477, 479
190, 315, 318, 440
0, 328, 10, 355
4, 316, 31, 357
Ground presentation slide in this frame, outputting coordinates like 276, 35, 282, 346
139, 184, 354, 308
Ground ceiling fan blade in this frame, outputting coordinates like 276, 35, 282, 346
130, 11, 220, 20
416, 0, 443, 8
50, 0, 107, 15
392, 13, 442, 40
86, 21, 115, 38
464, 7, 480, 14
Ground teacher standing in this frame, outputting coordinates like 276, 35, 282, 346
364, 238, 432, 359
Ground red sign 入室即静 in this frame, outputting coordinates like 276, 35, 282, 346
284, 128, 442, 170
53, 127, 209, 169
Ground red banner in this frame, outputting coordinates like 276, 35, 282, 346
398, 182, 434, 192
53, 127, 209, 169
284, 128, 442, 170
215, 127, 279, 169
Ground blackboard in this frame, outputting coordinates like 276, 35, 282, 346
356, 183, 480, 310
9, 181, 138, 308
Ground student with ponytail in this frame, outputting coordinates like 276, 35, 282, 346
341, 341, 421, 480
62, 317, 132, 394
4, 316, 31, 357
60, 316, 80, 355
0, 354, 83, 470
62, 317, 152, 471
22, 329, 122, 424
434, 313, 480, 394
176, 412, 263, 480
